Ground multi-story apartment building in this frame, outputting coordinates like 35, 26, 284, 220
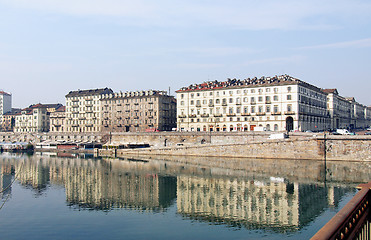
1, 108, 21, 132
65, 88, 113, 133
14, 104, 63, 133
0, 91, 12, 127
176, 75, 329, 132
49, 105, 65, 132
323, 89, 352, 130
345, 97, 369, 129
100, 90, 176, 132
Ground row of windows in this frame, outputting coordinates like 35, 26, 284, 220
181, 105, 293, 115
180, 95, 293, 106
180, 86, 294, 99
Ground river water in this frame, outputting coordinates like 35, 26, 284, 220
0, 152, 369, 240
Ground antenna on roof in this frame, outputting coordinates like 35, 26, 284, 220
168, 87, 171, 96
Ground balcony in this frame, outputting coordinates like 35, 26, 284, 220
256, 112, 266, 116
222, 103, 227, 106
271, 112, 281, 115
226, 113, 236, 117
196, 104, 201, 107
86, 124, 93, 127
284, 111, 295, 115
213, 114, 223, 117
178, 115, 187, 118
209, 104, 214, 107
251, 102, 256, 105
265, 100, 271, 104
241, 113, 251, 116
85, 104, 93, 107
201, 114, 209, 118
188, 114, 197, 118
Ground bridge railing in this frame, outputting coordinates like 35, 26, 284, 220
311, 181, 371, 240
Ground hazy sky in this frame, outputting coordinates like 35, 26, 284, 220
1, 0, 370, 108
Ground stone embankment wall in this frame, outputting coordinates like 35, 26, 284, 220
99, 136, 371, 162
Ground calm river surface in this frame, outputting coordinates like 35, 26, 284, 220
0, 152, 369, 240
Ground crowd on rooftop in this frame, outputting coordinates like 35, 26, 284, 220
178, 74, 301, 92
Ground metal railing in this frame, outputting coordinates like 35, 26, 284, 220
311, 181, 371, 240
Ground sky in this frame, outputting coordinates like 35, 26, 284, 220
0, 0, 370, 108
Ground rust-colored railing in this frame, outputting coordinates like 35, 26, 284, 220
311, 181, 371, 240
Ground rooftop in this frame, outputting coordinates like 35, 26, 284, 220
176, 74, 321, 93
66, 88, 113, 97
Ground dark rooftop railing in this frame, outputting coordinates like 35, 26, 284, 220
311, 181, 371, 240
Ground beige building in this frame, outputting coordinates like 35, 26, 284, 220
100, 90, 176, 132
49, 105, 66, 132
65, 88, 113, 133
176, 75, 329, 132
14, 104, 62, 133
1, 108, 21, 132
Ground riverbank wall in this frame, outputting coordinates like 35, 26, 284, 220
98, 136, 371, 162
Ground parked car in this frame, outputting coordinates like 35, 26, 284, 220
365, 132, 371, 135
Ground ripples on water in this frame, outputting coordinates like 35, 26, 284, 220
0, 152, 368, 240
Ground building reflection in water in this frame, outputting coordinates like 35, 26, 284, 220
0, 153, 364, 232
176, 176, 349, 232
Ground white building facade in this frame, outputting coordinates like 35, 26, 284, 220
176, 75, 329, 132
14, 104, 49, 133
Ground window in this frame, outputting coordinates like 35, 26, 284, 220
236, 107, 241, 113
251, 89, 255, 93
216, 99, 220, 104
288, 86, 292, 92
266, 106, 271, 112
258, 96, 263, 102
244, 107, 248, 113
266, 88, 270, 92
222, 98, 227, 105
274, 88, 278, 93
274, 105, 279, 113
287, 104, 292, 112
243, 97, 248, 102
287, 95, 292, 100
258, 106, 263, 113
181, 94, 184, 99
251, 97, 255, 103
237, 90, 241, 94
265, 96, 270, 102
229, 98, 233, 103
191, 93, 194, 98
251, 106, 255, 113
229, 107, 233, 114
190, 100, 194, 105
180, 101, 184, 105
274, 95, 278, 101
236, 98, 241, 104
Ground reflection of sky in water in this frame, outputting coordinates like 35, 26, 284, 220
0, 154, 364, 239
